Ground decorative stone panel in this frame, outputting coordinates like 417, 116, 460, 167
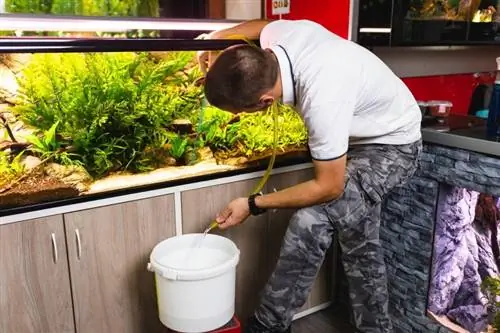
336, 143, 500, 333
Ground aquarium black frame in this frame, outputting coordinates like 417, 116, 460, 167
0, 156, 311, 217
0, 37, 260, 53
352, 0, 500, 46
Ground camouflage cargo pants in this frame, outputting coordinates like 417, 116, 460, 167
254, 140, 422, 333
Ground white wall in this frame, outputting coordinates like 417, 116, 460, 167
225, 0, 262, 20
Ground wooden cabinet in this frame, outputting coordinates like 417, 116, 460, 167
0, 216, 74, 333
181, 168, 334, 322
181, 179, 270, 322
0, 167, 333, 332
267, 170, 333, 312
0, 196, 175, 333
64, 196, 176, 333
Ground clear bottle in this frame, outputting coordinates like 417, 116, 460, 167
486, 57, 500, 141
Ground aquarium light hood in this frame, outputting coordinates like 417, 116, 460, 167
0, 14, 241, 33
0, 37, 255, 53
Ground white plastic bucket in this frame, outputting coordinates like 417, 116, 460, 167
147, 233, 240, 333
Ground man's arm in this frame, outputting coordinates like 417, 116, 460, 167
255, 156, 347, 209
211, 19, 271, 40
214, 156, 347, 229
197, 19, 272, 74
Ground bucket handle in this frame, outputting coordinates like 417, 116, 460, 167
147, 262, 179, 280
146, 250, 240, 281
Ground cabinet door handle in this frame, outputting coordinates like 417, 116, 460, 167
75, 229, 82, 260
51, 233, 58, 263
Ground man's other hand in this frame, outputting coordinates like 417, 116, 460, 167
196, 32, 220, 75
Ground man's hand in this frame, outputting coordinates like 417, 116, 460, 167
215, 197, 250, 229
196, 20, 270, 75
196, 32, 221, 75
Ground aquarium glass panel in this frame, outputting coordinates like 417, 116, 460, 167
359, 0, 393, 28
4, 0, 161, 17
394, 0, 500, 44
0, 50, 308, 212
1, 0, 257, 19
427, 184, 500, 332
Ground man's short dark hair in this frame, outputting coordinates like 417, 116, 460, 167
204, 44, 279, 111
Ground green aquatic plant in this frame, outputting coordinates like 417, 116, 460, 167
6, 0, 157, 17
13, 51, 204, 177
25, 121, 60, 158
168, 135, 189, 160
234, 106, 308, 156
25, 121, 78, 166
196, 106, 235, 150
137, 0, 159, 17
5, 0, 52, 14
50, 0, 81, 14
197, 104, 308, 158
0, 150, 25, 187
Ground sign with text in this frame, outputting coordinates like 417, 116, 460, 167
271, 0, 290, 15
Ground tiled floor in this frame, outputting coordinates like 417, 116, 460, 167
292, 306, 355, 333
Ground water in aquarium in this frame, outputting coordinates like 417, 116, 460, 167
0, 51, 308, 209
406, 0, 498, 22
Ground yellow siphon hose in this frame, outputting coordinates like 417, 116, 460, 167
204, 35, 280, 233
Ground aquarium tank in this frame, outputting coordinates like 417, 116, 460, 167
398, 0, 499, 43
0, 15, 310, 214
357, 0, 500, 46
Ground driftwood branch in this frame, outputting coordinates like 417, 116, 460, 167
0, 114, 17, 143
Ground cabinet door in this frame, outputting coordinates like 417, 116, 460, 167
0, 216, 74, 333
181, 179, 269, 322
268, 169, 333, 312
64, 196, 176, 333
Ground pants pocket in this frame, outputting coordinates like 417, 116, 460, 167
357, 169, 384, 206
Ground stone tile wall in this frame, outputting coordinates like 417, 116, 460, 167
336, 143, 500, 333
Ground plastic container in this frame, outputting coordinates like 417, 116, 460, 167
148, 234, 240, 333
487, 57, 500, 141
427, 100, 453, 117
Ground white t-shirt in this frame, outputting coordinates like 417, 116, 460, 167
260, 19, 422, 161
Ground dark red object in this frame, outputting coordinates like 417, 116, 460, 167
166, 316, 241, 333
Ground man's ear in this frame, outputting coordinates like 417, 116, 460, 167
258, 95, 275, 109
194, 76, 206, 87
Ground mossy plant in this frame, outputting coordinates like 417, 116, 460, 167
481, 276, 500, 332
197, 104, 308, 158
